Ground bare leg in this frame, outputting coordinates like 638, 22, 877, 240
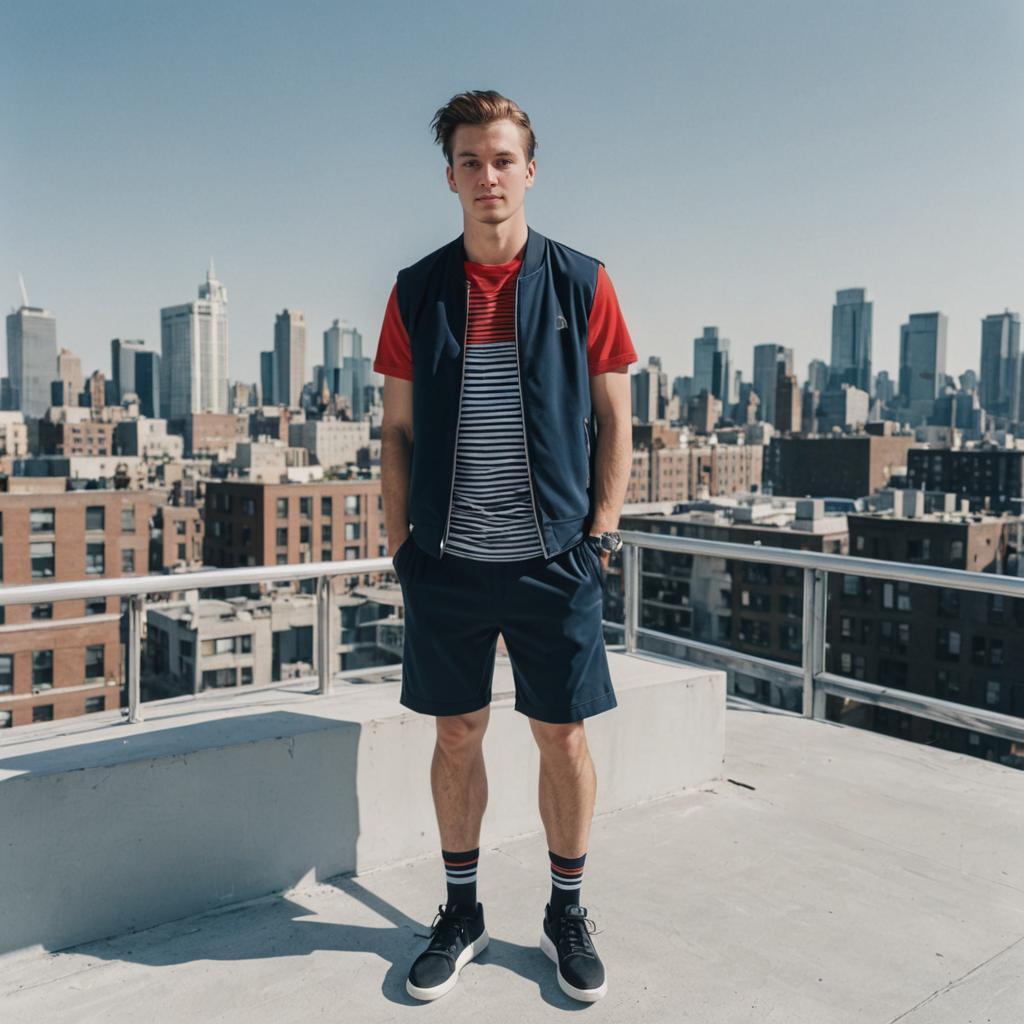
529, 719, 596, 857
431, 705, 490, 851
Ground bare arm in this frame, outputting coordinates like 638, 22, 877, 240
380, 375, 414, 557
588, 364, 633, 560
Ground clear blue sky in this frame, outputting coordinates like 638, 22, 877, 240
2, 0, 1021, 389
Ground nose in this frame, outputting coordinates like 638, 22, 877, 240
482, 162, 500, 185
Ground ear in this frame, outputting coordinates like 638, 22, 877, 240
524, 158, 537, 189
445, 163, 458, 193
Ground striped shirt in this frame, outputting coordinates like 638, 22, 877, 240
444, 256, 545, 561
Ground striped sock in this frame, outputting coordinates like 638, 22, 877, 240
549, 849, 587, 917
442, 847, 479, 913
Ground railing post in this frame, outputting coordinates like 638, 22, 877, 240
812, 570, 828, 719
127, 594, 144, 724
316, 574, 333, 695
802, 568, 827, 719
623, 541, 640, 653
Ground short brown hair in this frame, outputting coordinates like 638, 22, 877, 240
430, 90, 537, 167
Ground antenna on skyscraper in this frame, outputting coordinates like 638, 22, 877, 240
18, 273, 29, 307
208, 258, 216, 280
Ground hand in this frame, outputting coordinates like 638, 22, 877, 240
389, 534, 409, 559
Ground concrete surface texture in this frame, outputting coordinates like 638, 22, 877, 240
0, 650, 724, 957
2, 703, 1022, 1024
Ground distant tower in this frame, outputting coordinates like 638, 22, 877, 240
55, 347, 83, 407
6, 281, 58, 417
899, 312, 948, 425
829, 288, 873, 393
753, 343, 793, 425
160, 262, 229, 417
978, 310, 1021, 422
693, 326, 730, 403
274, 309, 307, 408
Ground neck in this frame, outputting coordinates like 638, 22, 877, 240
462, 210, 528, 264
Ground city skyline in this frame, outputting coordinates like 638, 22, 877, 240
3, 1, 1022, 385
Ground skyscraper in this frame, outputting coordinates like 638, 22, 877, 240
274, 309, 306, 408
110, 338, 146, 403
693, 327, 730, 402
899, 312, 948, 424
260, 350, 275, 406
753, 343, 793, 425
807, 359, 829, 393
55, 347, 83, 407
829, 288, 873, 393
6, 301, 58, 417
160, 263, 229, 418
978, 310, 1021, 422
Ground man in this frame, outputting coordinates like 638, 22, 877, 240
372, 89, 636, 1004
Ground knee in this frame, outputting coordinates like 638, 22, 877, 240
531, 719, 588, 761
436, 708, 489, 757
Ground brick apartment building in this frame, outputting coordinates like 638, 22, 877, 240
202, 479, 385, 572
827, 507, 1024, 764
765, 433, 918, 498
906, 447, 1024, 512
626, 440, 764, 503
0, 489, 152, 727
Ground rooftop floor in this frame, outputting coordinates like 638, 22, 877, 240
3, 699, 1023, 1024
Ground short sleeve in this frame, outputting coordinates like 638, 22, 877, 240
587, 265, 637, 375
372, 282, 413, 381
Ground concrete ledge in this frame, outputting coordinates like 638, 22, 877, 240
0, 649, 724, 958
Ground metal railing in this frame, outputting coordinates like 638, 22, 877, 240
2, 533, 1023, 744
616, 529, 1024, 745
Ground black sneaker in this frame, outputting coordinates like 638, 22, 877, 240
540, 903, 608, 1002
406, 902, 489, 1001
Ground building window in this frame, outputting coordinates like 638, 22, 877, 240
985, 680, 1001, 706
842, 574, 860, 597
936, 629, 961, 660
242, 498, 256, 516
839, 652, 853, 674
321, 497, 332, 517
840, 616, 853, 639
300, 526, 311, 544
0, 654, 12, 694
276, 497, 288, 518
121, 549, 135, 573
32, 704, 54, 723
31, 603, 53, 620
345, 522, 361, 541
30, 508, 55, 533
276, 553, 288, 565
121, 505, 136, 533
86, 542, 105, 575
85, 644, 104, 679
177, 543, 186, 560
949, 540, 964, 561
85, 597, 107, 616
175, 520, 187, 536
345, 495, 360, 515
321, 524, 332, 542
990, 639, 1004, 666
321, 548, 332, 562
779, 623, 800, 652
240, 666, 253, 685
30, 541, 55, 578
86, 506, 105, 531
201, 668, 236, 690
85, 695, 105, 713
32, 650, 53, 689
276, 527, 288, 547
0, 710, 11, 728
907, 538, 930, 561
299, 496, 312, 517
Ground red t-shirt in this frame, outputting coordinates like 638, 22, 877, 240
372, 259, 636, 380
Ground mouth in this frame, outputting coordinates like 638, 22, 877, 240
476, 196, 502, 202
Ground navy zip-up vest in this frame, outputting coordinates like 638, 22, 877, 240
396, 225, 601, 561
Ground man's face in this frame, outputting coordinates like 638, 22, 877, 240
445, 118, 536, 226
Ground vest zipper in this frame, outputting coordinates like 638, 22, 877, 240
439, 280, 470, 558
584, 416, 591, 488
514, 276, 548, 559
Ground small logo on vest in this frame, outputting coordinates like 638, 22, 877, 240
555, 314, 568, 330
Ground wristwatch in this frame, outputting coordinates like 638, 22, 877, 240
588, 530, 623, 554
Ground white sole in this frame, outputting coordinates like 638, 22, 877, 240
405, 929, 490, 1001
539, 929, 608, 1002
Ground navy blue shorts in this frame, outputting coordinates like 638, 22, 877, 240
391, 533, 617, 725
